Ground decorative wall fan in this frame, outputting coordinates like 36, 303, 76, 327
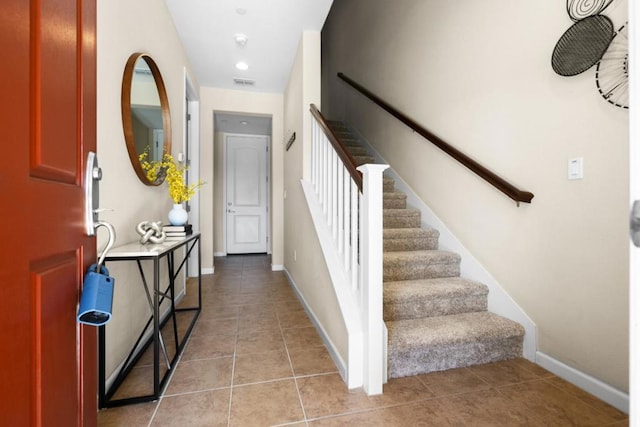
551, 0, 628, 109
595, 22, 628, 109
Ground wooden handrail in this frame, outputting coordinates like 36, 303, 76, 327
337, 72, 534, 205
310, 104, 363, 192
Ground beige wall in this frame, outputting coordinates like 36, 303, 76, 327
97, 0, 199, 377
283, 32, 349, 362
323, 0, 629, 391
199, 88, 284, 268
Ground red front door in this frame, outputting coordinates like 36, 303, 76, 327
0, 0, 97, 425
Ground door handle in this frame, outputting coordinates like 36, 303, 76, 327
85, 151, 102, 236
631, 200, 640, 247
228, 209, 236, 213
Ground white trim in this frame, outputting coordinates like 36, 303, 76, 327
183, 69, 200, 276
223, 133, 271, 254
284, 267, 348, 383
214, 252, 227, 257
352, 128, 538, 361
201, 267, 214, 275
536, 351, 629, 414
271, 264, 284, 271
629, 0, 639, 422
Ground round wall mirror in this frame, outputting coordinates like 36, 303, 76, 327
121, 53, 171, 185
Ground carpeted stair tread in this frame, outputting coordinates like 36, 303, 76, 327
383, 227, 438, 251
383, 208, 421, 228
383, 177, 395, 192
353, 155, 376, 166
340, 138, 362, 147
384, 250, 460, 281
326, 118, 525, 378
386, 312, 524, 377
384, 277, 488, 320
383, 191, 407, 209
345, 145, 369, 157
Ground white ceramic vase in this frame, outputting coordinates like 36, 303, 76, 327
168, 203, 188, 226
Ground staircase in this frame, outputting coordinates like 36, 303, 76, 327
328, 121, 525, 379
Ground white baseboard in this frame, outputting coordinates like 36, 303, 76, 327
271, 264, 284, 271
283, 267, 348, 382
535, 351, 629, 413
213, 252, 226, 257
201, 267, 214, 275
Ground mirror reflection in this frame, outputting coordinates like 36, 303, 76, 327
121, 53, 171, 185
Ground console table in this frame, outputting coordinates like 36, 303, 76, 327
98, 233, 201, 407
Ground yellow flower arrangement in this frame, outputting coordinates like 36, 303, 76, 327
139, 150, 204, 203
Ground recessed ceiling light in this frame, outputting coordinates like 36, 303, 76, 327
235, 61, 248, 71
236, 7, 247, 15
234, 33, 248, 46
240, 121, 248, 125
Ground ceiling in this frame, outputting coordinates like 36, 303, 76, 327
164, 0, 334, 94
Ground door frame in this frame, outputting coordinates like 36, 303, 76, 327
223, 133, 271, 255
629, 0, 638, 422
184, 69, 200, 275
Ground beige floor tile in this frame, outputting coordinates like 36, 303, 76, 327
237, 303, 279, 317
499, 380, 624, 425
233, 349, 294, 385
198, 304, 240, 321
545, 377, 628, 421
509, 357, 555, 378
236, 329, 286, 354
282, 326, 324, 349
274, 299, 304, 313
229, 379, 304, 426
297, 373, 375, 419
238, 316, 281, 333
308, 407, 399, 426
289, 346, 338, 377
151, 389, 230, 427
191, 317, 238, 337
111, 365, 164, 400
180, 334, 236, 361
467, 359, 545, 386
109, 255, 629, 427
278, 309, 313, 329
165, 357, 233, 395
98, 401, 157, 427
369, 376, 435, 407
417, 366, 491, 397
385, 399, 465, 426
431, 387, 533, 426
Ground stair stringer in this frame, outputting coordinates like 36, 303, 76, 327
351, 129, 537, 361
300, 179, 365, 389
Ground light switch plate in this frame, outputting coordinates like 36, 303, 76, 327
568, 157, 583, 180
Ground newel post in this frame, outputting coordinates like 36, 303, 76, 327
357, 163, 389, 395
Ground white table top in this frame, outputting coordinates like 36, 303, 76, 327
104, 232, 200, 259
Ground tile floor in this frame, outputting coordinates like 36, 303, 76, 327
98, 254, 628, 426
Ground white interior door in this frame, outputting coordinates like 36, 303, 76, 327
226, 135, 268, 254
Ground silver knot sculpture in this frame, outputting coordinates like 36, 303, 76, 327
136, 221, 166, 244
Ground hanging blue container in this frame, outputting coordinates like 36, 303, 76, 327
77, 264, 114, 326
